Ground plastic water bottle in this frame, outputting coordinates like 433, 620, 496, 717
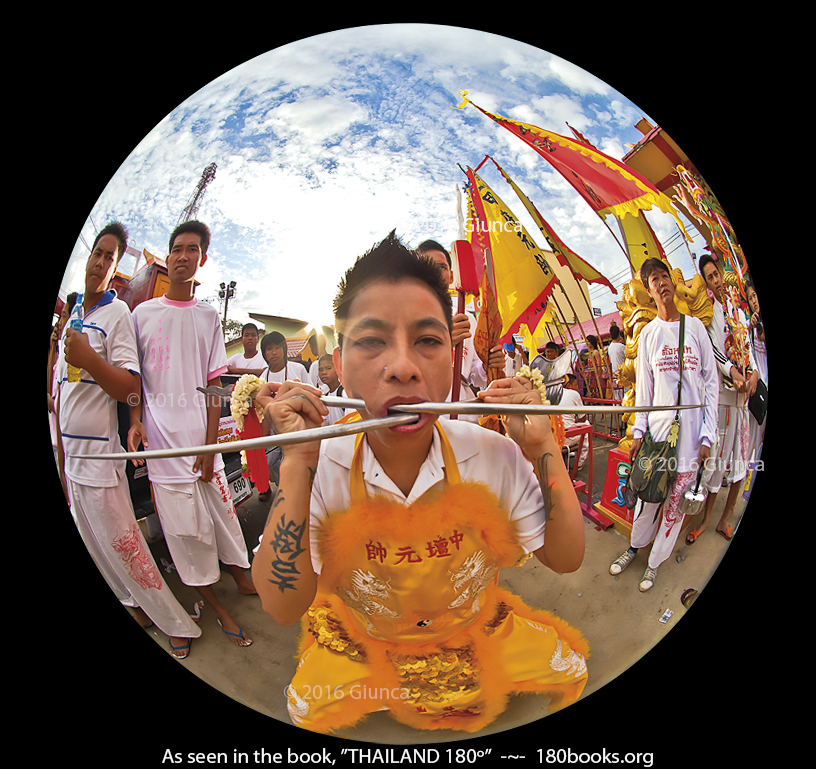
66, 295, 84, 383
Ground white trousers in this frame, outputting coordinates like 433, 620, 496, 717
747, 411, 766, 466
152, 469, 250, 587
630, 468, 696, 569
703, 403, 749, 493
565, 433, 589, 468
69, 475, 201, 639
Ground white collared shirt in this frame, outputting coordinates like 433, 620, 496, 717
309, 419, 546, 573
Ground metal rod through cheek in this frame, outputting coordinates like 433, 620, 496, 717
69, 413, 419, 461
320, 395, 705, 417
71, 395, 703, 462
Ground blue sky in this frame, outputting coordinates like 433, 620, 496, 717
60, 24, 713, 333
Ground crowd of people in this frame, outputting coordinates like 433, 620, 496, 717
48, 220, 765, 735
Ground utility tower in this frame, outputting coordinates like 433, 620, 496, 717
177, 162, 217, 225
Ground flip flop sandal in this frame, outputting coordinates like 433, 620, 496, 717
717, 525, 734, 541
217, 618, 252, 647
685, 528, 702, 546
169, 637, 192, 660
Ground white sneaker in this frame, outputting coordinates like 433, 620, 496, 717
639, 567, 657, 592
610, 549, 636, 575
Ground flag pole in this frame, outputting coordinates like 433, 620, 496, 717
579, 283, 613, 393
550, 293, 587, 396
611, 215, 636, 277
556, 285, 604, 401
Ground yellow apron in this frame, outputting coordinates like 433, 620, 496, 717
286, 423, 589, 734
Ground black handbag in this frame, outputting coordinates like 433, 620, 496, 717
747, 327, 767, 425
626, 315, 685, 506
749, 378, 767, 425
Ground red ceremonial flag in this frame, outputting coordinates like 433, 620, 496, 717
237, 409, 269, 494
455, 91, 688, 233
566, 122, 597, 149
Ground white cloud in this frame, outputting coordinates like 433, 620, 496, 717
60, 24, 664, 333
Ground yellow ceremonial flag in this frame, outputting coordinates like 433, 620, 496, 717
487, 156, 617, 294
466, 168, 560, 341
519, 320, 548, 358
617, 211, 670, 273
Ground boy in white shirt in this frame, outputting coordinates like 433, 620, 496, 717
128, 220, 256, 649
227, 323, 266, 375
255, 332, 311, 493
314, 353, 346, 426
258, 331, 310, 385
57, 222, 201, 659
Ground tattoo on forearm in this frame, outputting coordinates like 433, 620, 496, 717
264, 488, 285, 530
268, 510, 306, 593
537, 452, 554, 521
262, 410, 275, 435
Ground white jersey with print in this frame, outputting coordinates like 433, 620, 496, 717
632, 315, 719, 469
132, 296, 228, 483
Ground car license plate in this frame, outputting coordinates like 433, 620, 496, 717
229, 475, 251, 504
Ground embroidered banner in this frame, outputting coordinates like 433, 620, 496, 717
488, 156, 617, 294
464, 166, 560, 342
455, 91, 688, 233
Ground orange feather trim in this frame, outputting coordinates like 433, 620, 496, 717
289, 482, 590, 734
293, 589, 590, 734
318, 482, 525, 589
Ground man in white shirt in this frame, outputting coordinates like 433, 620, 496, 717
606, 325, 626, 435
128, 220, 256, 649
689, 255, 756, 545
609, 258, 718, 591
746, 279, 767, 464
227, 323, 266, 375
607, 325, 626, 399
252, 231, 587, 735
57, 221, 201, 658
502, 340, 527, 377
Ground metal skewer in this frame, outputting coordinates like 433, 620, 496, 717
320, 394, 704, 417
72, 391, 703, 461
197, 384, 704, 416
71, 413, 420, 461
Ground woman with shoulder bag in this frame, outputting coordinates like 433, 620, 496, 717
610, 258, 719, 592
